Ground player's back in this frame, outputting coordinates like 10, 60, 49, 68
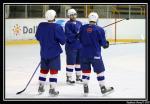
35, 22, 65, 59
79, 24, 105, 58
36, 22, 57, 45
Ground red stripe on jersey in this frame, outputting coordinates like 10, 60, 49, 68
82, 70, 91, 73
50, 69, 58, 74
40, 69, 49, 74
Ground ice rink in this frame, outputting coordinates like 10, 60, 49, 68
5, 43, 146, 100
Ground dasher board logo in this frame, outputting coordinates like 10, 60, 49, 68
12, 24, 21, 36
12, 24, 38, 35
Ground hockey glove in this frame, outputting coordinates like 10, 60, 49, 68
103, 41, 109, 49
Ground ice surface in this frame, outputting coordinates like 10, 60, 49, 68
5, 43, 146, 99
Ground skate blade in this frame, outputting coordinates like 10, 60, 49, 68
83, 93, 88, 97
102, 89, 114, 97
37, 91, 44, 95
67, 82, 75, 85
76, 81, 83, 84
49, 94, 58, 97
49, 93, 59, 97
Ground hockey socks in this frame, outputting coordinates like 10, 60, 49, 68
75, 66, 82, 83
39, 69, 49, 83
82, 69, 91, 96
49, 69, 59, 96
97, 72, 105, 87
66, 67, 75, 84
38, 69, 49, 94
38, 69, 59, 96
82, 69, 91, 84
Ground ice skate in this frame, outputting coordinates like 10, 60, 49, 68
76, 75, 83, 84
49, 88, 59, 97
38, 83, 45, 94
66, 76, 75, 85
100, 86, 114, 96
83, 84, 89, 96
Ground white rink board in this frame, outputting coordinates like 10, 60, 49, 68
5, 18, 145, 41
116, 19, 145, 39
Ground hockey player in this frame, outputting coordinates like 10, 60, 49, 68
35, 9, 66, 96
65, 8, 83, 84
79, 12, 114, 96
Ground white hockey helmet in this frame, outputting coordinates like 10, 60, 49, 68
45, 9, 56, 21
88, 12, 99, 22
67, 8, 77, 16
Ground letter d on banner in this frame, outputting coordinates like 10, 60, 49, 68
23, 26, 28, 34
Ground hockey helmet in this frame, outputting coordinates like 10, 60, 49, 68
67, 8, 77, 16
45, 9, 56, 21
88, 12, 99, 23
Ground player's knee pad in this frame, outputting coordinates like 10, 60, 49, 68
50, 69, 58, 74
40, 69, 49, 74
82, 69, 91, 79
82, 69, 91, 73
39, 69, 49, 82
49, 70, 58, 84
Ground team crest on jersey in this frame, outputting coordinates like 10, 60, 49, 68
87, 28, 93, 33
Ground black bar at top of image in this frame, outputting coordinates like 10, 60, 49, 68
2, 0, 150, 3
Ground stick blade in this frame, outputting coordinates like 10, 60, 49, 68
16, 89, 25, 95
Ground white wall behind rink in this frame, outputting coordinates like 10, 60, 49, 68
5, 18, 145, 41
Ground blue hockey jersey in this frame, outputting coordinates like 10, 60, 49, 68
79, 24, 108, 58
65, 20, 82, 50
35, 22, 66, 59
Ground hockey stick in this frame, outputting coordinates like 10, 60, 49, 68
103, 18, 129, 28
102, 18, 131, 45
16, 62, 41, 95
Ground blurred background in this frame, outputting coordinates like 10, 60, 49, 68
4, 4, 147, 45
5, 5, 146, 19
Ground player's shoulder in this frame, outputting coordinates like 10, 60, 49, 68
66, 20, 81, 24
95, 25, 103, 30
55, 22, 61, 26
76, 20, 82, 24
80, 24, 90, 30
95, 25, 105, 34
54, 23, 63, 29
37, 22, 49, 28
66, 20, 71, 24
82, 24, 97, 28
82, 24, 89, 27
65, 20, 71, 26
39, 22, 48, 25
